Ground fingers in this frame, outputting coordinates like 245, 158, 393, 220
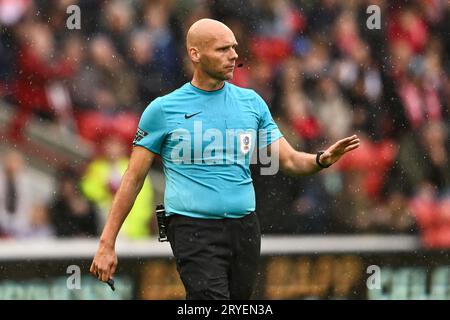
96, 263, 112, 282
97, 268, 104, 281
89, 261, 95, 275
342, 135, 360, 152
329, 135, 359, 152
110, 262, 117, 276
344, 142, 360, 153
95, 265, 110, 282
90, 261, 99, 280
334, 134, 357, 145
90, 260, 114, 282
100, 269, 109, 282
338, 136, 359, 149
90, 260, 101, 279
341, 135, 359, 145
90, 248, 117, 284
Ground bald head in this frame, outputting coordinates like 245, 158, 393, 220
186, 19, 234, 51
186, 19, 238, 83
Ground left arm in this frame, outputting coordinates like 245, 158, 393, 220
271, 135, 360, 176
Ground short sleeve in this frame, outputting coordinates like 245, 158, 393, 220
255, 92, 283, 149
133, 98, 168, 155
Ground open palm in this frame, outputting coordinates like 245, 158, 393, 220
320, 135, 360, 167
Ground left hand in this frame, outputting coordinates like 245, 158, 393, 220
319, 135, 360, 167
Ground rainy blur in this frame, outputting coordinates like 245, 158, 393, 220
0, 0, 449, 300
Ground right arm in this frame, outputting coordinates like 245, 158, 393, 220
90, 146, 156, 282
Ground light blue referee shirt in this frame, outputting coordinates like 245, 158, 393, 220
133, 82, 283, 219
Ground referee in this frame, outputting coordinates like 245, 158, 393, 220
90, 18, 360, 299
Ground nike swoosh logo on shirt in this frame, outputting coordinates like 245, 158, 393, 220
184, 111, 202, 119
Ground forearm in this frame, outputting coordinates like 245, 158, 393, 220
277, 135, 360, 176
281, 151, 322, 176
99, 171, 145, 247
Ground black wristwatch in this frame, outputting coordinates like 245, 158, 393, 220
316, 151, 331, 168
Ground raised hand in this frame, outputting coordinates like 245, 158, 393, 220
319, 135, 360, 167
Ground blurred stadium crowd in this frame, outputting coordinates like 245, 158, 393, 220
0, 0, 449, 246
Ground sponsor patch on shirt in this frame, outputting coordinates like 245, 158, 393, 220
133, 127, 149, 144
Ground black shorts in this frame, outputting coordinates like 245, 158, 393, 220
167, 212, 261, 300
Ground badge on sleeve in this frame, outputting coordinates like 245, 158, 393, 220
133, 128, 149, 144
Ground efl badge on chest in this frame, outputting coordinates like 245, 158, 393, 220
239, 133, 252, 155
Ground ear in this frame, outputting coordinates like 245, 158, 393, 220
189, 47, 200, 63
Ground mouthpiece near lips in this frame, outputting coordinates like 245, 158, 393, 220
237, 63, 244, 68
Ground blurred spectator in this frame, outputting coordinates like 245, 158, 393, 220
338, 134, 398, 199
80, 135, 155, 239
313, 76, 352, 142
83, 34, 136, 110
142, 0, 182, 91
70, 33, 140, 144
8, 22, 77, 139
388, 5, 428, 55
388, 121, 449, 195
279, 57, 320, 142
0, 24, 17, 97
27, 203, 54, 238
49, 168, 99, 237
410, 183, 450, 248
289, 173, 334, 234
441, 2, 450, 67
101, 0, 135, 57
308, 0, 341, 35
0, 150, 38, 238
0, 0, 30, 26
127, 30, 165, 111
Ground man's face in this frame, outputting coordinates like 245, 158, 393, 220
198, 32, 238, 81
